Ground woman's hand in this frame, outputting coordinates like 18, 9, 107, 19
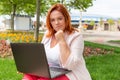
17, 71, 23, 75
55, 30, 65, 42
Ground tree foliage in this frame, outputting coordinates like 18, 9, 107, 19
69, 0, 93, 11
90, 20, 95, 26
0, 0, 50, 16
0, 0, 94, 20
107, 19, 114, 25
107, 18, 115, 31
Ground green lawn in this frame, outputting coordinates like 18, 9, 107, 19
0, 53, 120, 80
85, 53, 120, 80
0, 58, 22, 80
0, 41, 120, 80
108, 40, 120, 44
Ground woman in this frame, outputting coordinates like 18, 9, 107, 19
22, 3, 92, 80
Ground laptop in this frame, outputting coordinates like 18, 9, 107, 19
10, 43, 71, 79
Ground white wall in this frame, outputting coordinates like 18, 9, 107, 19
14, 17, 30, 30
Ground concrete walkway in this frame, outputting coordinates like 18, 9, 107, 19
82, 30, 120, 47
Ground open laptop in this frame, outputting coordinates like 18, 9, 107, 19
10, 43, 71, 79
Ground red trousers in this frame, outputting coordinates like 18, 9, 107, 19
22, 74, 69, 80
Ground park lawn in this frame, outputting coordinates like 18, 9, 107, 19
0, 40, 120, 80
0, 53, 120, 80
0, 58, 23, 80
108, 40, 120, 44
85, 53, 120, 80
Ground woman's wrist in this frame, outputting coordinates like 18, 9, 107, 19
58, 39, 66, 44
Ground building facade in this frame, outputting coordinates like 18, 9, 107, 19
71, 13, 119, 31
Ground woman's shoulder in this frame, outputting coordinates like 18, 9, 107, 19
69, 30, 82, 38
66, 31, 83, 44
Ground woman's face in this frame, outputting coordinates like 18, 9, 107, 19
50, 10, 66, 32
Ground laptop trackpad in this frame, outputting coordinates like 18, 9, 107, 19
49, 67, 71, 78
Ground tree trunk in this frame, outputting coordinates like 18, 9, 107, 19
11, 4, 16, 31
61, 0, 64, 4
34, 0, 40, 42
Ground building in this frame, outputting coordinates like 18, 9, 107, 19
0, 13, 119, 32
71, 13, 119, 31
1, 15, 32, 31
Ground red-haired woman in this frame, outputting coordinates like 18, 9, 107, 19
22, 3, 92, 80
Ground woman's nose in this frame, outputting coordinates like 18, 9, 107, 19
55, 20, 59, 24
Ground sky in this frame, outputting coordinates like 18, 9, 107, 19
84, 0, 120, 18
71, 0, 120, 18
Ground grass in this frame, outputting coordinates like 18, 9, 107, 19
0, 58, 22, 80
108, 40, 120, 44
85, 53, 120, 80
84, 41, 120, 80
1, 53, 120, 80
0, 41, 120, 80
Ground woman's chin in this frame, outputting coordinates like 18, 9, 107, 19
56, 29, 64, 32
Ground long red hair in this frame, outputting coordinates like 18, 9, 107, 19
46, 3, 75, 37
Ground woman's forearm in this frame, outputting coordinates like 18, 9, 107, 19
59, 40, 70, 65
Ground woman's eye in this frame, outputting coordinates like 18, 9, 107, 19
50, 19, 55, 22
58, 18, 62, 20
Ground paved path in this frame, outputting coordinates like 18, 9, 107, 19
82, 30, 120, 47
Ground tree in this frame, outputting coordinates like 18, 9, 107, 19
69, 0, 93, 10
69, 0, 93, 30
89, 20, 95, 30
0, 0, 49, 31
0, 0, 36, 31
90, 20, 95, 26
34, 0, 40, 42
107, 19, 114, 31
